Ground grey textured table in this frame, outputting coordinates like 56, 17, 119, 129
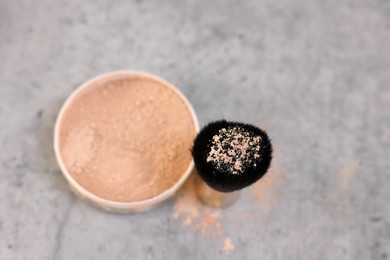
1, 1, 389, 259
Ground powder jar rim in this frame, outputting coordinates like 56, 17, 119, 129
53, 70, 199, 213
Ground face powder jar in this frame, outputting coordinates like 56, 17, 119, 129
54, 71, 199, 212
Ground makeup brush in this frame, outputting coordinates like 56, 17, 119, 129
192, 120, 272, 207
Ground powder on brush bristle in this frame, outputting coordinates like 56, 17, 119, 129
192, 120, 272, 192
207, 126, 262, 175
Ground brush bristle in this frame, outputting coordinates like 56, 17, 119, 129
192, 120, 273, 192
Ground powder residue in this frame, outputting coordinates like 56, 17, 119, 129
196, 208, 224, 237
62, 125, 96, 174
223, 238, 235, 254
173, 145, 286, 253
250, 165, 286, 224
337, 160, 358, 191
328, 159, 358, 203
173, 175, 224, 238
207, 126, 261, 174
173, 175, 200, 223
59, 74, 196, 202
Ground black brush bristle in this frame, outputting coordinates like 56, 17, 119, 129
192, 120, 273, 192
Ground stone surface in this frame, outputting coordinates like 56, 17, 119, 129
0, 0, 389, 259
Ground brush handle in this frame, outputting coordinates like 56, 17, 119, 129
194, 174, 240, 208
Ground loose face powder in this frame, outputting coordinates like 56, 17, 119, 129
57, 73, 197, 203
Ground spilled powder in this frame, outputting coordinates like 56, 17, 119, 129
207, 126, 261, 175
250, 166, 285, 206
196, 208, 224, 237
173, 175, 224, 238
337, 160, 358, 191
249, 166, 286, 224
328, 159, 359, 203
59, 74, 196, 202
223, 238, 235, 254
173, 161, 286, 254
173, 175, 200, 223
